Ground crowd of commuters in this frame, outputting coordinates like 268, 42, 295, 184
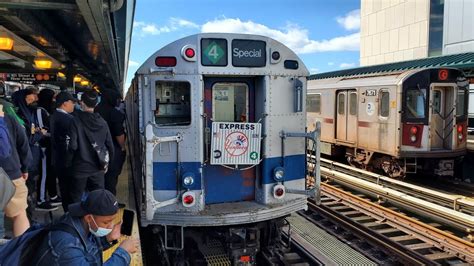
0, 82, 137, 264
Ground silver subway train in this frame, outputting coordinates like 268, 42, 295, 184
125, 33, 320, 264
307, 68, 468, 178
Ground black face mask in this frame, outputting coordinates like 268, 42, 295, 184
28, 102, 38, 109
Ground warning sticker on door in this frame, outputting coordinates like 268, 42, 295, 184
211, 122, 261, 165
366, 102, 375, 116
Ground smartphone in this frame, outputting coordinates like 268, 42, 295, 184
121, 209, 135, 236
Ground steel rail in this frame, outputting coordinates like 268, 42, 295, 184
314, 184, 474, 264
316, 156, 474, 215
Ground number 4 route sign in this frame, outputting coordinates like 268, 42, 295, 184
201, 38, 227, 66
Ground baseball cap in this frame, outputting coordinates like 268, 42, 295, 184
81, 90, 99, 108
69, 189, 119, 217
56, 91, 77, 106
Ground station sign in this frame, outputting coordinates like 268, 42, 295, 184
232, 40, 266, 67
201, 38, 228, 66
0, 73, 57, 83
211, 122, 261, 165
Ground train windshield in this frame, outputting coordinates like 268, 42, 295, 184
456, 89, 466, 117
154, 81, 191, 126
406, 88, 426, 119
212, 83, 249, 122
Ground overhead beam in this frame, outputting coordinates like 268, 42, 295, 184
0, 1, 77, 10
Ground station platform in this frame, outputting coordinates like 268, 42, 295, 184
287, 213, 376, 265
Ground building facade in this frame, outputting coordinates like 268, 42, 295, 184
360, 0, 474, 66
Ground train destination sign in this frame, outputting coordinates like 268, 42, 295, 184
0, 73, 57, 83
211, 122, 262, 165
201, 38, 228, 66
232, 40, 266, 67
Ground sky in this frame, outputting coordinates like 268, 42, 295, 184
126, 0, 361, 89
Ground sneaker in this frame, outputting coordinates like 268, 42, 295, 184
49, 196, 62, 206
35, 201, 59, 212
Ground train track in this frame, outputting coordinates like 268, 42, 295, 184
309, 157, 474, 240
308, 183, 474, 265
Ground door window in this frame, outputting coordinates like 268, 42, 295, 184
433, 90, 442, 114
337, 93, 345, 115
349, 92, 357, 115
155, 81, 191, 126
212, 83, 249, 122
456, 89, 466, 117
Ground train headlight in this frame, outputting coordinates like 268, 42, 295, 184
458, 133, 463, 141
182, 172, 195, 188
410, 135, 417, 143
273, 167, 285, 182
182, 191, 196, 207
273, 184, 285, 199
181, 45, 197, 62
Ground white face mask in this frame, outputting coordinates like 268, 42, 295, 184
89, 216, 113, 237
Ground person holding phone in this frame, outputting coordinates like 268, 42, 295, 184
29, 189, 139, 265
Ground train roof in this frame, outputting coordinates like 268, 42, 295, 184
136, 33, 309, 77
309, 52, 474, 81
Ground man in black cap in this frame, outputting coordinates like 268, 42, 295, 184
68, 90, 114, 204
31, 189, 139, 265
50, 91, 76, 210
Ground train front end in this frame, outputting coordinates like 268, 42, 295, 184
400, 68, 468, 176
129, 33, 320, 261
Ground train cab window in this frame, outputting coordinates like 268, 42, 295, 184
307, 94, 321, 113
212, 83, 249, 122
154, 81, 191, 126
456, 89, 466, 117
349, 92, 357, 115
337, 93, 345, 115
379, 90, 390, 117
406, 88, 426, 119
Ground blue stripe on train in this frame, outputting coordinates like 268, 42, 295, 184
152, 154, 306, 190
152, 162, 202, 190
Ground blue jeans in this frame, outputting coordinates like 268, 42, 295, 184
0, 210, 4, 238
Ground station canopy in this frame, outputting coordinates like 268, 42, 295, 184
0, 0, 135, 92
310, 52, 474, 80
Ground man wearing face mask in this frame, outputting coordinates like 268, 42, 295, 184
30, 189, 138, 265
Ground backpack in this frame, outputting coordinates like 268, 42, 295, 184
0, 116, 12, 160
0, 222, 85, 266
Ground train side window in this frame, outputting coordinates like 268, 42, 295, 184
306, 94, 321, 113
349, 92, 357, 115
456, 89, 466, 117
379, 90, 390, 117
406, 88, 426, 119
154, 81, 191, 126
337, 93, 345, 115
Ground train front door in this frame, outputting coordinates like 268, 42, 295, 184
336, 90, 357, 143
431, 86, 455, 150
203, 78, 256, 204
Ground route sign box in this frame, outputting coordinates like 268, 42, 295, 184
201, 38, 227, 66
211, 122, 261, 165
232, 40, 266, 67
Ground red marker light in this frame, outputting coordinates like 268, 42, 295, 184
240, 256, 251, 262
155, 57, 177, 67
275, 188, 284, 197
438, 69, 449, 81
183, 195, 194, 205
457, 124, 463, 133
185, 48, 195, 58
410, 126, 418, 135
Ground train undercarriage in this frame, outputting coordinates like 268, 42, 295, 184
144, 218, 290, 266
323, 145, 461, 178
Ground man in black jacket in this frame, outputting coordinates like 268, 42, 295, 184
0, 103, 32, 237
68, 91, 114, 204
50, 91, 76, 210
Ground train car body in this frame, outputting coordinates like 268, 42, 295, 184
308, 68, 468, 178
126, 33, 319, 263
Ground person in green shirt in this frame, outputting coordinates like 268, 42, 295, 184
0, 82, 24, 127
